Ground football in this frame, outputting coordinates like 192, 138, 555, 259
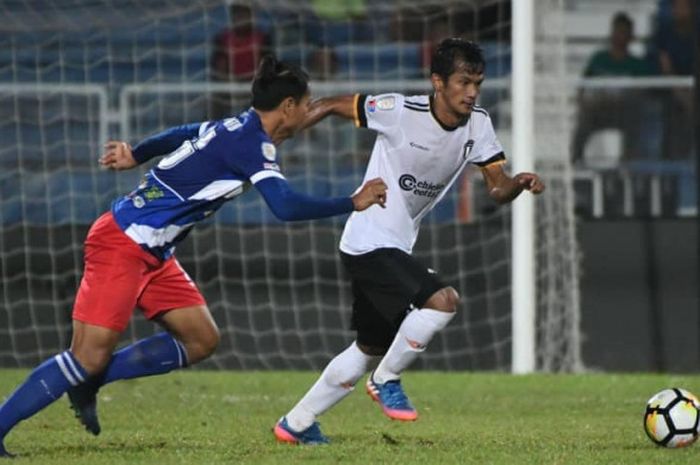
644, 388, 700, 448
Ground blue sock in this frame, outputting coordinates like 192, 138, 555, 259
0, 351, 87, 441
98, 332, 188, 386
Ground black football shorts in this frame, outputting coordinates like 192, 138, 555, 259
340, 248, 446, 350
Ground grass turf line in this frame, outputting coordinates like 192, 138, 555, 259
1, 370, 700, 464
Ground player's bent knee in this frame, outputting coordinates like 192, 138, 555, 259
185, 325, 220, 364
446, 287, 460, 310
71, 347, 113, 375
202, 326, 220, 356
425, 287, 460, 313
70, 322, 121, 374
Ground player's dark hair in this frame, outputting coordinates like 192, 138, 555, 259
251, 55, 309, 111
612, 12, 633, 31
430, 38, 485, 82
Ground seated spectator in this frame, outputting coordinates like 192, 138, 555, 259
571, 12, 651, 165
653, 0, 694, 76
650, 0, 695, 160
210, 2, 271, 119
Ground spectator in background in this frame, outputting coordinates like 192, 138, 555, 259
650, 0, 695, 160
571, 12, 651, 165
210, 2, 271, 119
653, 0, 694, 76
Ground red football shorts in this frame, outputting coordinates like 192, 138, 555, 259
72, 212, 206, 332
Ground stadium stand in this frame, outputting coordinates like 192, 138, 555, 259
0, 0, 693, 221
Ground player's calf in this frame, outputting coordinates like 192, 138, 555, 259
0, 351, 90, 457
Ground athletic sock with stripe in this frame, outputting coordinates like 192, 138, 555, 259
0, 351, 88, 442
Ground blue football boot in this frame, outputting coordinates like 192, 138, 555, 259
273, 417, 329, 445
67, 382, 101, 436
366, 372, 418, 421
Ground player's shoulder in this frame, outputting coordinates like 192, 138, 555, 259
218, 110, 277, 161
223, 110, 264, 139
471, 104, 491, 119
467, 105, 496, 140
402, 94, 430, 113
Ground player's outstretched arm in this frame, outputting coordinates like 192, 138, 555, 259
301, 95, 356, 130
100, 122, 204, 170
480, 163, 545, 204
256, 176, 387, 221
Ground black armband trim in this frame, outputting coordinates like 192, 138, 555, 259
355, 94, 368, 128
474, 152, 506, 167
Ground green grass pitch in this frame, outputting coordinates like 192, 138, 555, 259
2, 370, 700, 464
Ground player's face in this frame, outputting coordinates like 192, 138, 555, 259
285, 92, 311, 135
441, 63, 484, 117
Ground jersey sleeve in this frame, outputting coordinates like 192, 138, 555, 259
225, 136, 285, 184
468, 113, 506, 168
353, 93, 404, 134
132, 121, 211, 164
255, 177, 354, 221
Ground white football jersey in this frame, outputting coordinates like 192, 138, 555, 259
340, 93, 505, 255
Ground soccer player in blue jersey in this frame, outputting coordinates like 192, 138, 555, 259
0, 56, 387, 457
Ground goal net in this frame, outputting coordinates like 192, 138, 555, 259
0, 0, 580, 371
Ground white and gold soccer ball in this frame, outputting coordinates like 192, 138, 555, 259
644, 388, 700, 448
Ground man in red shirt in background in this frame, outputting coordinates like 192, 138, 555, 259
210, 2, 271, 119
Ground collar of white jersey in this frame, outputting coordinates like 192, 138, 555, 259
428, 95, 469, 132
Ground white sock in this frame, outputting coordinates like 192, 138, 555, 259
286, 341, 374, 432
373, 308, 455, 384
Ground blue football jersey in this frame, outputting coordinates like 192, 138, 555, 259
112, 110, 283, 260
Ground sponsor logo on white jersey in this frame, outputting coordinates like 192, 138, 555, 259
398, 174, 445, 198
409, 141, 429, 151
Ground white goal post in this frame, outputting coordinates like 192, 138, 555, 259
511, 0, 536, 374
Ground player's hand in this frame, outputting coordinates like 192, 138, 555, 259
514, 173, 545, 194
99, 141, 137, 170
352, 178, 387, 211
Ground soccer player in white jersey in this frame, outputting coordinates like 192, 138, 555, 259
0, 56, 388, 457
273, 38, 545, 445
